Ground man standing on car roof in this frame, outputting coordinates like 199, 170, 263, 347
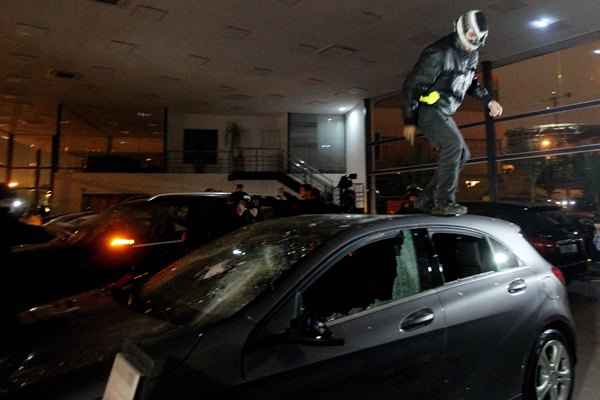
402, 10, 503, 216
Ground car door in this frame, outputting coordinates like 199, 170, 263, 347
430, 228, 542, 400
242, 228, 447, 400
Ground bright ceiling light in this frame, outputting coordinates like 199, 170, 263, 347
541, 139, 552, 148
530, 17, 557, 29
8, 181, 19, 188
593, 49, 600, 55
338, 107, 348, 112
12, 199, 24, 208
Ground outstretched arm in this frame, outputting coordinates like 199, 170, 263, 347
467, 73, 503, 118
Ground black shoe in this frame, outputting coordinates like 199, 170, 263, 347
431, 203, 468, 216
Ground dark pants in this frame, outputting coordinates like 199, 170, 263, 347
418, 106, 470, 206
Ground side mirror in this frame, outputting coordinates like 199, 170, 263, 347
285, 314, 344, 346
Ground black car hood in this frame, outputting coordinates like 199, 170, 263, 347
7, 288, 174, 390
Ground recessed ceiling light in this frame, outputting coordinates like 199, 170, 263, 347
593, 49, 600, 55
530, 17, 558, 29
338, 107, 348, 112
189, 54, 210, 65
16, 23, 49, 37
132, 5, 168, 22
222, 25, 251, 40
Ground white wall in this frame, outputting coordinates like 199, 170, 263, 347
53, 172, 288, 212
345, 105, 367, 186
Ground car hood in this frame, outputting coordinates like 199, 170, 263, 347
7, 288, 174, 390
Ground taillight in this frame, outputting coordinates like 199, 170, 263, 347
552, 266, 566, 285
530, 238, 555, 253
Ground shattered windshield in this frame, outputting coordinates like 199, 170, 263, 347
139, 215, 377, 327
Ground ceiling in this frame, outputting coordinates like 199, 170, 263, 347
2, 0, 600, 136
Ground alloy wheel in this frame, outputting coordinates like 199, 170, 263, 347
535, 340, 572, 400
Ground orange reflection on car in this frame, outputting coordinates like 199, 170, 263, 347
108, 236, 135, 248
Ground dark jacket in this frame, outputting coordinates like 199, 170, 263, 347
402, 33, 492, 125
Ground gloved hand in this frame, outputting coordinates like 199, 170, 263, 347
403, 125, 417, 146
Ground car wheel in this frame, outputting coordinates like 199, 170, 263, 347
524, 329, 574, 400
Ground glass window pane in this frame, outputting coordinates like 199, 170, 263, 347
374, 170, 434, 214
289, 113, 345, 173
432, 233, 496, 282
374, 164, 488, 214
302, 232, 429, 322
372, 102, 488, 170
489, 238, 520, 270
495, 39, 600, 116
112, 137, 140, 153
498, 152, 600, 210
9, 169, 35, 188
497, 105, 600, 156
0, 135, 8, 166
12, 136, 52, 167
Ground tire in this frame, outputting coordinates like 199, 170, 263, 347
523, 329, 575, 400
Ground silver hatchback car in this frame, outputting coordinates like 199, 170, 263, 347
100, 214, 575, 400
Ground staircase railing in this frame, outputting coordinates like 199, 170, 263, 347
288, 157, 336, 202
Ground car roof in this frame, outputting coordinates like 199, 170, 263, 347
277, 213, 521, 238
462, 201, 561, 213
147, 192, 232, 200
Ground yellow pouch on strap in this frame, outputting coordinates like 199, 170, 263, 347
419, 91, 440, 105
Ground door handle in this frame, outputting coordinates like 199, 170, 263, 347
508, 278, 527, 294
400, 308, 435, 331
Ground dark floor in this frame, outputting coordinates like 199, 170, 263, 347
567, 265, 600, 400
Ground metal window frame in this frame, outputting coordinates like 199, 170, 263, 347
367, 81, 600, 208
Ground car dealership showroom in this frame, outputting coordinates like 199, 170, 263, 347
2, 1, 600, 399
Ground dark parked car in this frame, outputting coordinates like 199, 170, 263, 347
9, 192, 243, 311
8, 214, 574, 399
43, 210, 97, 230
562, 210, 600, 261
463, 202, 591, 278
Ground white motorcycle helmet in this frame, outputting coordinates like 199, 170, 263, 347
455, 10, 488, 52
